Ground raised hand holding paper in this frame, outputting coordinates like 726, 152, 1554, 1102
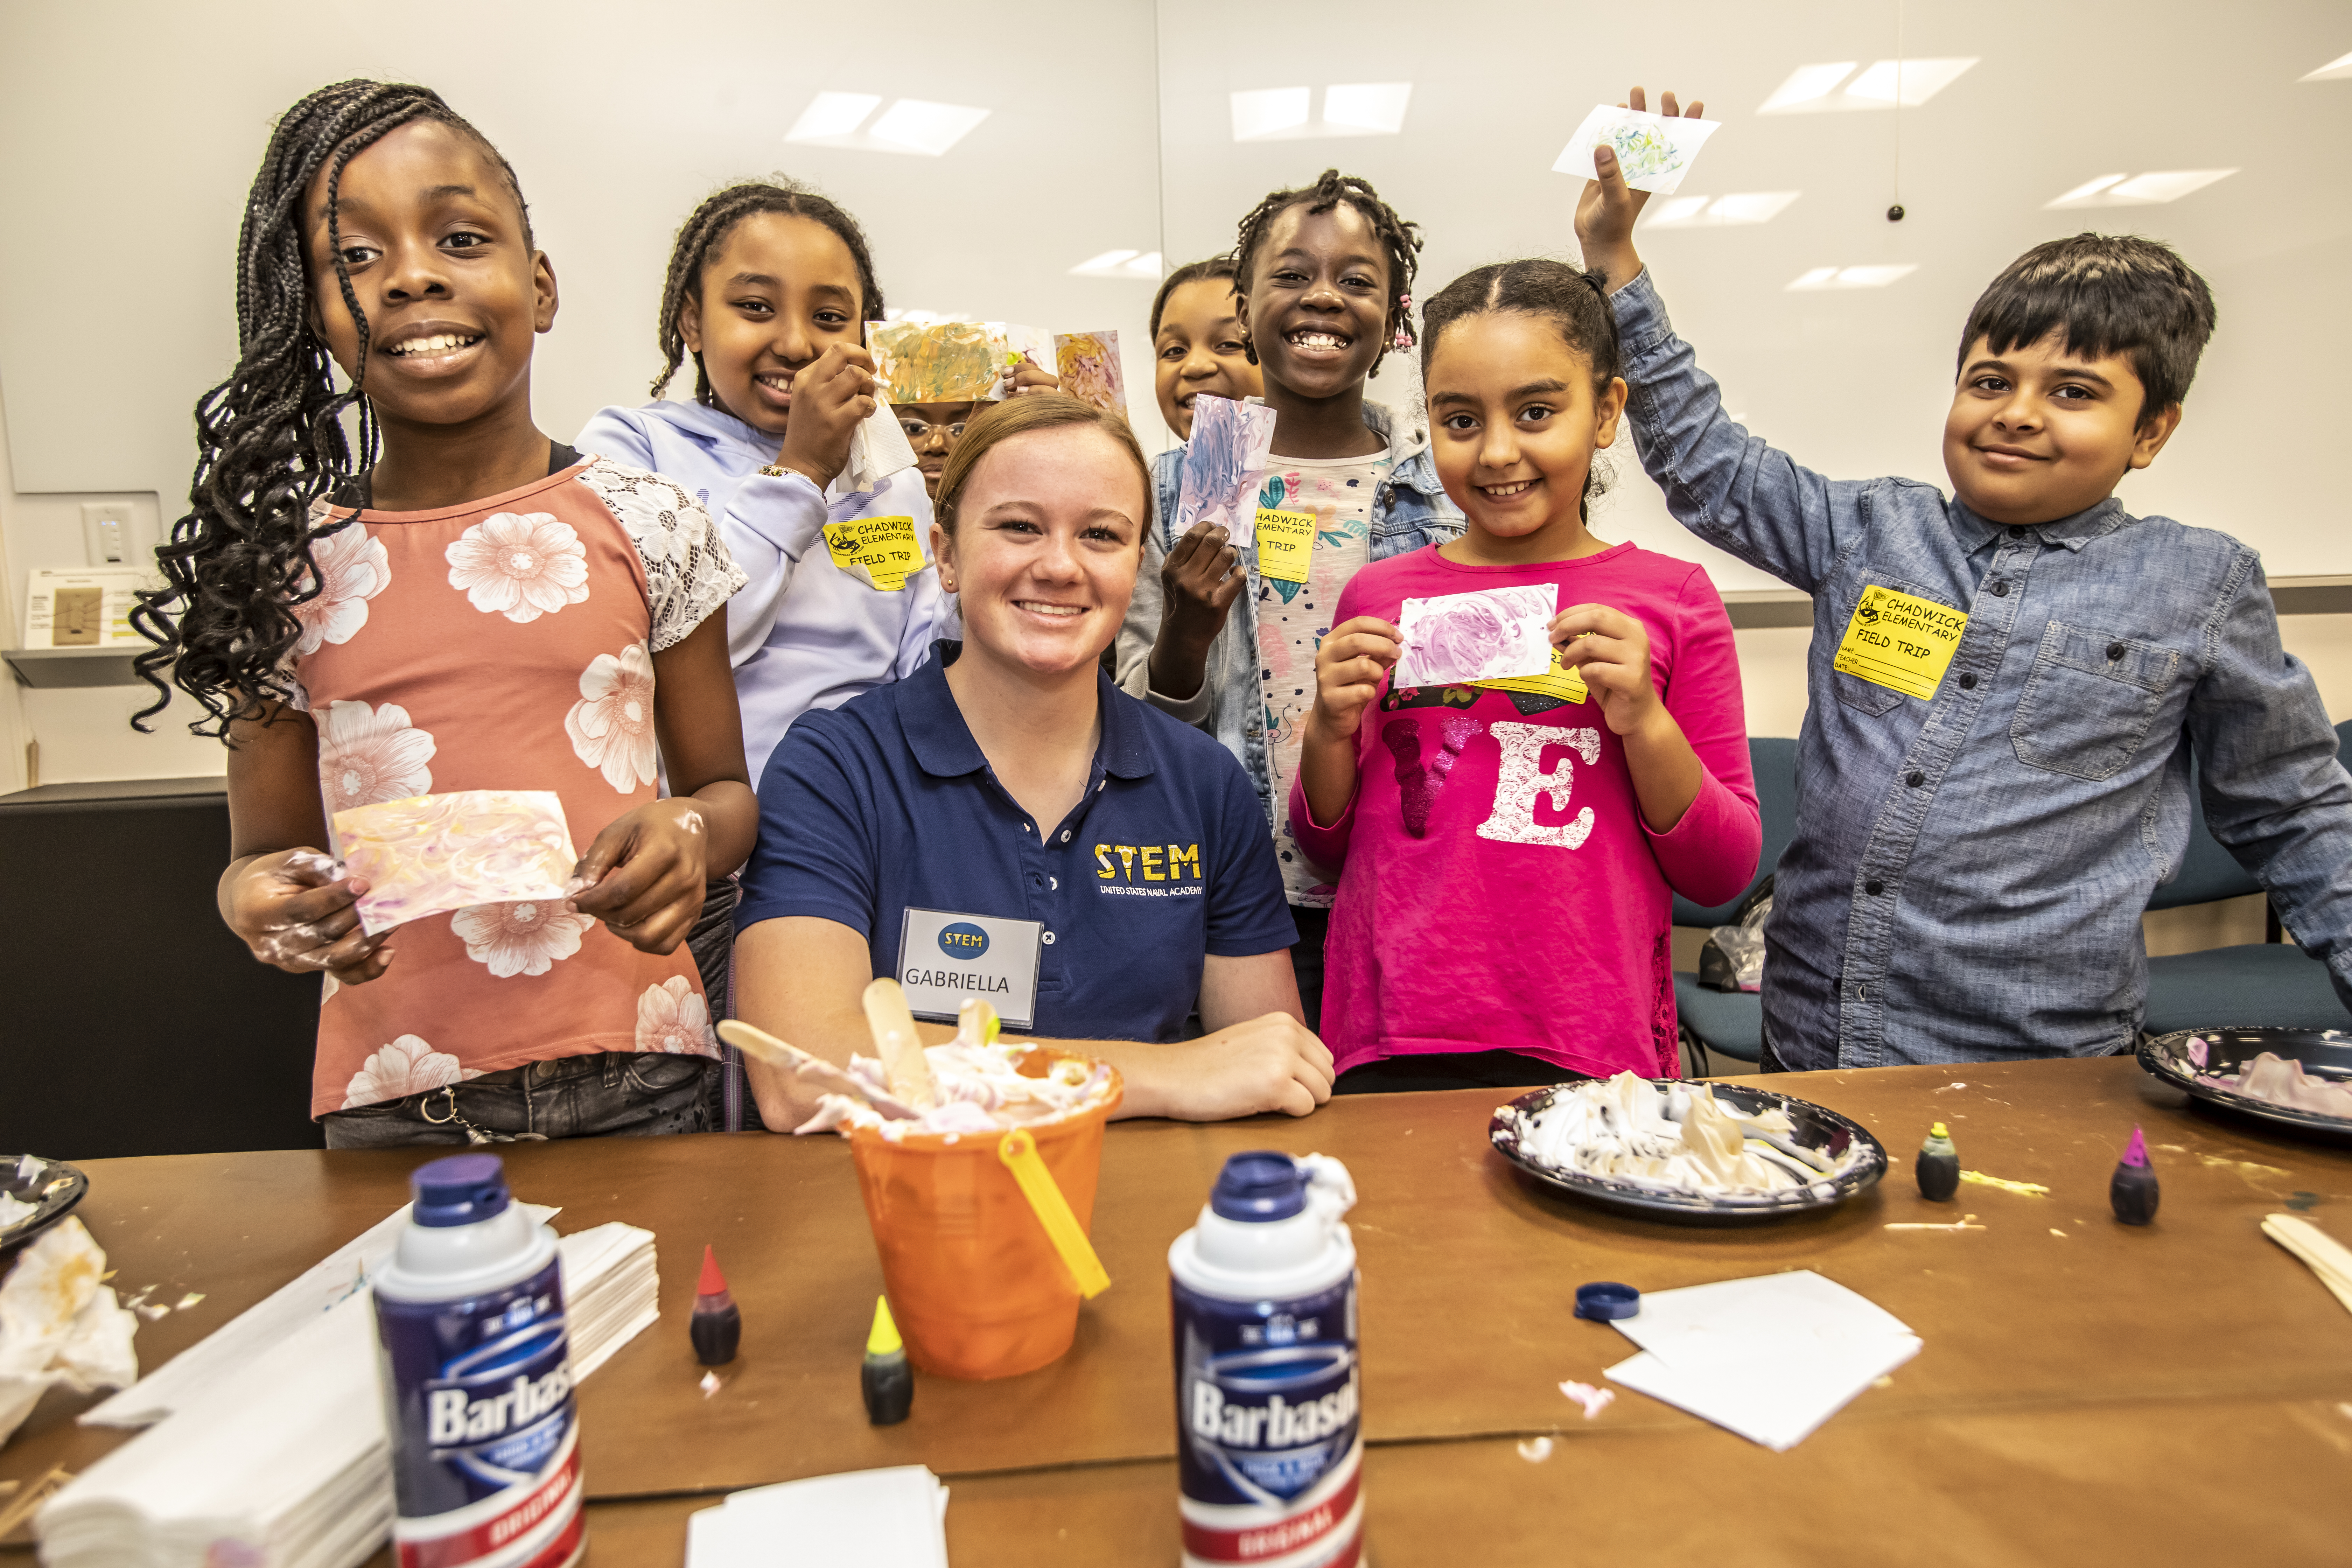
1175, 394, 1278, 545
1393, 584, 1559, 686
333, 789, 579, 936
1553, 104, 1722, 194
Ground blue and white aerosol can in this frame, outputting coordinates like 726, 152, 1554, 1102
372, 1154, 584, 1568
1170, 1152, 1362, 1568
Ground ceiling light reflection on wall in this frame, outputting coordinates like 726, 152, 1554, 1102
1787, 265, 1917, 292
1758, 58, 1977, 114
1230, 84, 1412, 142
2043, 169, 2236, 208
1644, 191, 1802, 229
784, 92, 990, 156
2301, 50, 2352, 82
1069, 250, 1166, 279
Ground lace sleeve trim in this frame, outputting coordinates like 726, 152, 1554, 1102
573, 456, 749, 652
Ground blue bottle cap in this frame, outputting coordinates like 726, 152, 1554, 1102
411, 1153, 510, 1228
1574, 1281, 1640, 1321
1210, 1152, 1307, 1223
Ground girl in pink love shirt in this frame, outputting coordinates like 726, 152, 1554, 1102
1293, 258, 1761, 1091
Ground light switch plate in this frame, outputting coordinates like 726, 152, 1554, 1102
82, 502, 136, 566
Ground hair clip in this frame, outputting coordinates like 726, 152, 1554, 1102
1392, 294, 1414, 351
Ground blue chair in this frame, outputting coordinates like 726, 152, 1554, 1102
2139, 721, 2352, 1035
1671, 738, 1797, 1068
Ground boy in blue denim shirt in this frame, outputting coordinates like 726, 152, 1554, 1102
1575, 90, 2352, 1070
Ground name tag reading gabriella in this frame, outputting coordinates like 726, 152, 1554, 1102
897, 908, 1044, 1029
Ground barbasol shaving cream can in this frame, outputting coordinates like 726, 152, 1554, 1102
1170, 1152, 1362, 1568
373, 1154, 584, 1568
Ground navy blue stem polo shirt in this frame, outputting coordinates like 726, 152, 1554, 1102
737, 641, 1297, 1043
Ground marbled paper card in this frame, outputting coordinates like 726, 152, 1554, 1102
1552, 104, 1723, 194
1392, 584, 1559, 687
1054, 330, 1127, 418
1174, 394, 1278, 545
335, 790, 579, 936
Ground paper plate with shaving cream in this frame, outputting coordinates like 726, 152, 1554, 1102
2140, 1028, 2352, 1139
1, 1153, 89, 1256
1489, 1074, 1885, 1226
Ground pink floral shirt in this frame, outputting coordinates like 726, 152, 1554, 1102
289, 457, 745, 1116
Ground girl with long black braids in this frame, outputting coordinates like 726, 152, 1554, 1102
133, 80, 759, 1147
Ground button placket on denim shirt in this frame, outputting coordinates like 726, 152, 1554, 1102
1835, 531, 2039, 1065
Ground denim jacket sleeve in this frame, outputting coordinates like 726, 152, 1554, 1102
1612, 269, 1876, 596
2183, 553, 2352, 1009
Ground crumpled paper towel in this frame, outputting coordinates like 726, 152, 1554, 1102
0, 1218, 139, 1447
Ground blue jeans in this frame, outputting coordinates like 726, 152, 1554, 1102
322, 1051, 719, 1148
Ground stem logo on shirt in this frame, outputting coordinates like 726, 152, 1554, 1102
1097, 842, 1205, 898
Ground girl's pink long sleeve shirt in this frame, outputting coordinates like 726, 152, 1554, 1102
1288, 542, 1761, 1078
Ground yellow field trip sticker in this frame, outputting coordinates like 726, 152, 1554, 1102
823, 515, 926, 591
1834, 585, 1968, 700
1252, 506, 1318, 584
1476, 644, 1590, 705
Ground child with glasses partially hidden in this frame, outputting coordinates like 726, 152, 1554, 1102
901, 354, 1060, 506
1578, 86, 2352, 1072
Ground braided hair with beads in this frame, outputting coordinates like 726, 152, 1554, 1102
1228, 169, 1423, 368
648, 180, 886, 402
130, 80, 532, 736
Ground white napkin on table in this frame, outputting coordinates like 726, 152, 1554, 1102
688, 1466, 950, 1568
1602, 1269, 1921, 1451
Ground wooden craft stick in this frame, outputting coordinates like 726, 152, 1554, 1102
862, 979, 938, 1110
2264, 1212, 2352, 1316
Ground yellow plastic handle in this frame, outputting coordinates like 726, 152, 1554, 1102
997, 1128, 1111, 1299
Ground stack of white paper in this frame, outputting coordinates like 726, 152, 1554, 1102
688, 1467, 950, 1568
1601, 1270, 1920, 1451
36, 1219, 658, 1568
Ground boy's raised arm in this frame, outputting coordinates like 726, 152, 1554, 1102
2186, 558, 2352, 1014
1574, 88, 1856, 596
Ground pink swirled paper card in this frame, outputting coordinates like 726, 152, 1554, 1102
1392, 584, 1560, 687
335, 790, 579, 936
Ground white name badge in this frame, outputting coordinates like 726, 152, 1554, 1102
897, 907, 1045, 1030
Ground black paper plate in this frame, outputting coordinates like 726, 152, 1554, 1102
2138, 1028, 2352, 1138
1489, 1080, 1886, 1227
1, 1154, 90, 1258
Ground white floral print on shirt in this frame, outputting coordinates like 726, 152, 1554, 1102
450, 899, 595, 978
342, 1034, 481, 1108
446, 511, 590, 623
635, 975, 712, 1055
317, 699, 436, 819
293, 522, 391, 654
566, 643, 658, 792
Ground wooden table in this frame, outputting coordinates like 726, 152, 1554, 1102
6, 1057, 2350, 1563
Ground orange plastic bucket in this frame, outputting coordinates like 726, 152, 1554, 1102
846, 1049, 1122, 1379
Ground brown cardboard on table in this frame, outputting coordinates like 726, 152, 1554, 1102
5, 1057, 2350, 1565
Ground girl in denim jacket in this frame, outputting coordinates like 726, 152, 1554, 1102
1115, 172, 1462, 1028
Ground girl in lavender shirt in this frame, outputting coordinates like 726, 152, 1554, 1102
1292, 261, 1761, 1090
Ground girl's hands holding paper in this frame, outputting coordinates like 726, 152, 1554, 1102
1553, 603, 1667, 738
772, 342, 879, 490
1308, 616, 1402, 744
225, 848, 394, 984
1148, 523, 1247, 699
569, 798, 712, 954
1573, 86, 1707, 294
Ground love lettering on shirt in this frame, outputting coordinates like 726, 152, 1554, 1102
1383, 712, 1605, 845
1833, 585, 1968, 701
1096, 841, 1206, 898
823, 515, 927, 592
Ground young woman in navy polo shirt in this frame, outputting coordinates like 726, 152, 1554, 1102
733, 396, 1332, 1130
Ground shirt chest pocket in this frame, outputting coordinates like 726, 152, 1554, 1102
2010, 621, 2178, 781
1831, 574, 1952, 718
